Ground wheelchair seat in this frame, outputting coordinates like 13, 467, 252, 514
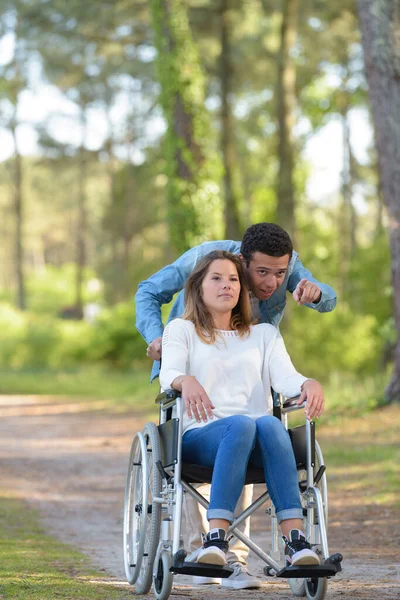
181, 463, 265, 485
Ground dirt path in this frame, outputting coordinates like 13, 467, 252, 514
1, 396, 399, 599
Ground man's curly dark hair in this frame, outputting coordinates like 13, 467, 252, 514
240, 223, 293, 264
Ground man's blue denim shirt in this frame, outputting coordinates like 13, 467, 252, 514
135, 240, 337, 382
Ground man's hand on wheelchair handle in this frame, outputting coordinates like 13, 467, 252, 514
297, 379, 324, 420
293, 278, 322, 306
146, 337, 162, 360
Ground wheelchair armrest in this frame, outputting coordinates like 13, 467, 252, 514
281, 395, 306, 414
155, 388, 181, 411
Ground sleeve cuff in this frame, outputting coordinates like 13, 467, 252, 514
159, 369, 187, 391
144, 326, 164, 345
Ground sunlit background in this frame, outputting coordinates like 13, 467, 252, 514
0, 1, 394, 411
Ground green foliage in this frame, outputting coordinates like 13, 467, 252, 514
89, 302, 147, 367
284, 302, 383, 380
347, 230, 392, 325
0, 301, 146, 371
26, 264, 103, 315
0, 0, 396, 401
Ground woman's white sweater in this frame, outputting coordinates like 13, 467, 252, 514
160, 319, 307, 435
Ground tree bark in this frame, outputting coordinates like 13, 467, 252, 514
220, 0, 242, 240
357, 0, 400, 403
75, 137, 87, 319
151, 0, 222, 253
276, 0, 298, 241
338, 88, 357, 298
11, 123, 26, 311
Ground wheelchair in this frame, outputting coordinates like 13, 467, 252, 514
123, 390, 343, 600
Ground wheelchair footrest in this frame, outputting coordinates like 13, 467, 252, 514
275, 564, 337, 579
170, 560, 234, 578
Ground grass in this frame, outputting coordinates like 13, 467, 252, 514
0, 366, 153, 410
317, 405, 400, 506
0, 494, 133, 600
322, 371, 390, 418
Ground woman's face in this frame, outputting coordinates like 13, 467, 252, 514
201, 259, 241, 315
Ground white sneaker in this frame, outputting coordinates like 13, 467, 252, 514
197, 528, 229, 566
192, 576, 221, 585
221, 562, 262, 589
197, 545, 227, 565
283, 529, 320, 566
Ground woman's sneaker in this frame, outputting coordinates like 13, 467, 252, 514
197, 528, 229, 566
283, 529, 320, 566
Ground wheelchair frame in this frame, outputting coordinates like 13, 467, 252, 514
123, 391, 342, 600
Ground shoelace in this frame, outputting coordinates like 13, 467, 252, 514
230, 562, 253, 577
285, 538, 309, 553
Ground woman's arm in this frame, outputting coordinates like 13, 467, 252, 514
267, 331, 324, 419
160, 320, 214, 423
171, 375, 215, 423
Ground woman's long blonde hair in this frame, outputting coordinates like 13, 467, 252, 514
182, 250, 252, 344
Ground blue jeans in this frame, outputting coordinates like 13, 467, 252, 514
182, 415, 303, 524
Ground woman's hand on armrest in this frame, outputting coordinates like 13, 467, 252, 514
171, 375, 215, 423
297, 379, 324, 420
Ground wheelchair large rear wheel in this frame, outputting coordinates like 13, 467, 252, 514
123, 422, 162, 593
288, 440, 328, 598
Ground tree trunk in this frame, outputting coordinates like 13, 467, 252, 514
276, 0, 298, 241
75, 143, 87, 319
151, 0, 222, 253
357, 0, 400, 403
11, 123, 26, 311
220, 0, 242, 240
338, 90, 357, 298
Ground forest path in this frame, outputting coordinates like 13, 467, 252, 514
1, 395, 399, 599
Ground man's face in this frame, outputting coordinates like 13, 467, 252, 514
243, 252, 290, 300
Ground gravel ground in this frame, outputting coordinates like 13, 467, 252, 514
1, 395, 399, 599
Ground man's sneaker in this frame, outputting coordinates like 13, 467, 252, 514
221, 562, 262, 589
197, 528, 229, 566
192, 576, 221, 585
283, 529, 320, 566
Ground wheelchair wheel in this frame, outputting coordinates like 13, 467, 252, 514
153, 549, 173, 600
305, 577, 328, 600
288, 440, 328, 598
289, 577, 307, 597
315, 440, 328, 523
123, 422, 162, 593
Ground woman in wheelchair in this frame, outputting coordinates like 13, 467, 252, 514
159, 250, 324, 570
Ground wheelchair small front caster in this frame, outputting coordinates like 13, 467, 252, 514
153, 549, 173, 600
263, 566, 277, 577
305, 577, 328, 600
289, 577, 306, 597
